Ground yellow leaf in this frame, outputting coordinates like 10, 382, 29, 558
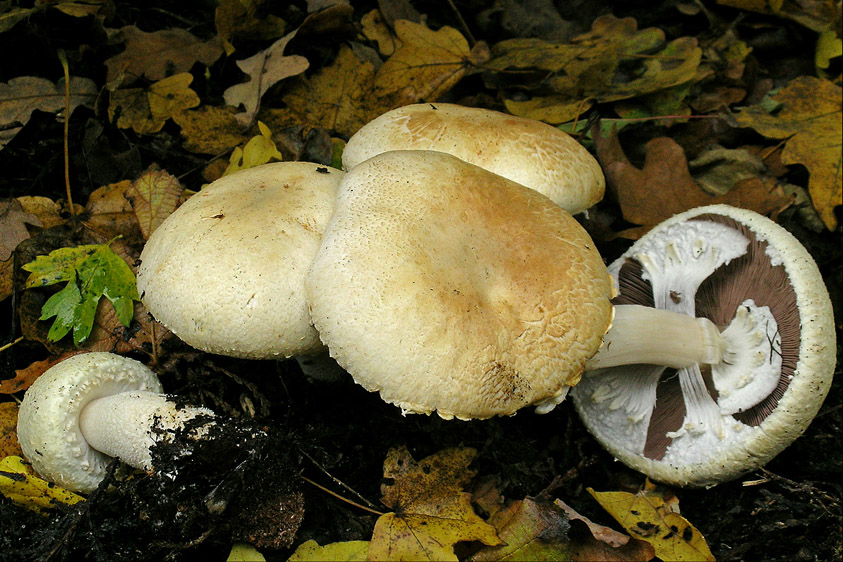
222, 121, 284, 177
0, 403, 22, 459
588, 486, 714, 562
174, 105, 251, 155
281, 45, 383, 137
368, 447, 502, 562
504, 96, 592, 125
734, 76, 842, 229
361, 9, 402, 56
287, 539, 369, 561
228, 542, 267, 561
109, 73, 200, 134
469, 498, 572, 561
816, 28, 842, 75
126, 165, 185, 240
374, 20, 482, 105
0, 456, 85, 513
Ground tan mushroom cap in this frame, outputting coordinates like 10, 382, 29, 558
342, 103, 605, 215
306, 150, 614, 419
137, 162, 342, 359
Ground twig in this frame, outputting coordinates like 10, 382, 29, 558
57, 50, 75, 218
300, 474, 384, 516
299, 447, 381, 510
0, 336, 23, 353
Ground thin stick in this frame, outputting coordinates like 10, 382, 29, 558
57, 50, 75, 218
300, 475, 385, 516
0, 336, 23, 353
299, 448, 381, 510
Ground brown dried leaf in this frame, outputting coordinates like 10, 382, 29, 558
104, 25, 224, 87
0, 354, 78, 395
593, 127, 792, 234
1, 199, 41, 261
469, 498, 572, 561
83, 181, 143, 243
174, 105, 251, 155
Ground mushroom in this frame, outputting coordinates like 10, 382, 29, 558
16, 352, 214, 493
571, 205, 836, 487
306, 150, 615, 420
341, 103, 605, 215
136, 162, 343, 368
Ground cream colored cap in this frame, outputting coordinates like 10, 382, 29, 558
342, 103, 605, 214
137, 162, 342, 359
307, 150, 614, 419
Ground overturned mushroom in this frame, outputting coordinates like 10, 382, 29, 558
342, 103, 605, 214
306, 150, 614, 420
136, 162, 343, 370
17, 352, 214, 493
572, 205, 836, 487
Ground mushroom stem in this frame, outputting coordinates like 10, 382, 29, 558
585, 304, 723, 370
79, 391, 214, 471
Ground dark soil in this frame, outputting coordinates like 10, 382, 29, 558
1, 1, 841, 561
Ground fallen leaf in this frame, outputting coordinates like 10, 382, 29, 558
375, 20, 487, 105
593, 126, 793, 234
733, 75, 842, 229
223, 30, 310, 127
503, 96, 592, 125
0, 7, 33, 33
174, 105, 251, 155
0, 354, 72, 395
125, 165, 184, 240
215, 0, 288, 55
0, 456, 85, 513
368, 446, 502, 561
716, 0, 837, 32
228, 543, 266, 562
361, 9, 402, 56
221, 121, 284, 177
280, 44, 381, 137
588, 486, 714, 562
83, 181, 143, 243
469, 498, 572, 561
0, 75, 97, 149
109, 73, 201, 134
104, 25, 224, 87
23, 243, 140, 346
287, 539, 369, 561
487, 15, 701, 104
555, 498, 656, 562
1, 199, 42, 261
0, 403, 22, 458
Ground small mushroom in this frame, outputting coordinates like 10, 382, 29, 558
572, 205, 836, 487
342, 103, 605, 215
136, 162, 343, 364
306, 150, 614, 420
16, 352, 214, 493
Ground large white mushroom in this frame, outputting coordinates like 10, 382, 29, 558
342, 103, 605, 215
306, 150, 615, 420
136, 162, 343, 373
17, 352, 214, 493
572, 205, 836, 487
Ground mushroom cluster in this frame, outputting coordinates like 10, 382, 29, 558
17, 352, 213, 493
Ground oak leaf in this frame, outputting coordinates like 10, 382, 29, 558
223, 30, 309, 127
104, 25, 223, 87
588, 485, 713, 562
1, 199, 42, 261
593, 126, 792, 236
368, 446, 502, 561
733, 76, 842, 229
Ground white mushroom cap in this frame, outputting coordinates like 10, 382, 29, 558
17, 352, 164, 493
306, 150, 614, 419
136, 162, 342, 359
342, 103, 605, 215
572, 205, 837, 487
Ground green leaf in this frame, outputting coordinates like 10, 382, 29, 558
23, 243, 140, 345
